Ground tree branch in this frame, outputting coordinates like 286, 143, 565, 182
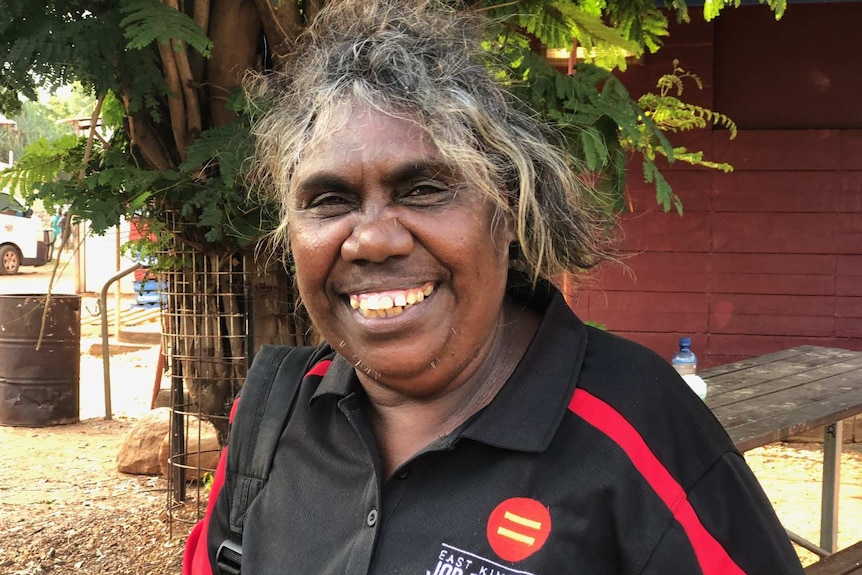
192, 0, 211, 34
129, 111, 175, 171
158, 40, 190, 159
171, 39, 203, 139
163, 0, 202, 140
38, 92, 107, 350
188, 0, 211, 84
78, 92, 106, 180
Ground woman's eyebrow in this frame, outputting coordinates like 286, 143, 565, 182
297, 161, 454, 192
382, 161, 453, 185
295, 172, 352, 193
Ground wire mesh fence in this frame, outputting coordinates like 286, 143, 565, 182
155, 211, 316, 534
160, 239, 248, 534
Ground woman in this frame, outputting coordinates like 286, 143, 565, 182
184, 1, 805, 573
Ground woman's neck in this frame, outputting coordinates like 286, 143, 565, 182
361, 300, 541, 478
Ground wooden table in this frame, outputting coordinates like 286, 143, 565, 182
702, 345, 862, 555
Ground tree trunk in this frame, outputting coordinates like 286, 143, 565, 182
246, 251, 317, 355
252, 0, 308, 64
157, 1, 312, 485
207, 0, 262, 127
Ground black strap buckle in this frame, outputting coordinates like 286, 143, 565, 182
216, 539, 242, 575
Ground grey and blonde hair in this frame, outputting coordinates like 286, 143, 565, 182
248, 0, 609, 286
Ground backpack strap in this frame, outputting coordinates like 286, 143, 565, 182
215, 344, 328, 574
226, 345, 319, 537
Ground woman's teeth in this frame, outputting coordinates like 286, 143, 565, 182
349, 282, 435, 319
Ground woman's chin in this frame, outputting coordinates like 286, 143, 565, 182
350, 345, 448, 384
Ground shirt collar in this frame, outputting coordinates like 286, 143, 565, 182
458, 290, 588, 453
310, 289, 589, 454
311, 352, 361, 401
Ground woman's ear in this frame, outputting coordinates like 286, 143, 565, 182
494, 203, 517, 246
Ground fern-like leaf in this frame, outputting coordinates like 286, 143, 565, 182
555, 2, 643, 58
702, 0, 786, 21
120, 0, 212, 57
642, 159, 681, 214
179, 122, 254, 187
0, 135, 81, 197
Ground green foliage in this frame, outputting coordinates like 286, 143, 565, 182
1, 2, 111, 111
601, 0, 671, 55
639, 59, 737, 138
180, 122, 254, 189
0, 134, 155, 233
0, 135, 80, 198
0, 83, 97, 160
496, 40, 674, 213
627, 60, 737, 212
484, 1, 644, 72
479, 0, 755, 215
120, 0, 212, 56
0, 0, 787, 265
100, 92, 127, 132
0, 0, 258, 255
702, 0, 786, 21
0, 115, 269, 247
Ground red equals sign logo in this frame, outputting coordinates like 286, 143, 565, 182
486, 497, 552, 562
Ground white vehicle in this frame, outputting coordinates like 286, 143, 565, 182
0, 194, 53, 274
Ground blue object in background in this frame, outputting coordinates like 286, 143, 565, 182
671, 337, 697, 376
132, 279, 167, 307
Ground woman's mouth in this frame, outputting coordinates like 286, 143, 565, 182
348, 282, 436, 319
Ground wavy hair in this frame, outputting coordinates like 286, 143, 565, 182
247, 0, 610, 286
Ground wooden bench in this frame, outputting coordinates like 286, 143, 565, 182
805, 540, 862, 575
702, 346, 862, 553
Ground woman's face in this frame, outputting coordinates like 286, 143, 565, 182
288, 104, 513, 398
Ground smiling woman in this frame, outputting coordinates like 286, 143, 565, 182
183, 2, 806, 575
289, 105, 523, 416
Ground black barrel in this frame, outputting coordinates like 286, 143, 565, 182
0, 294, 81, 426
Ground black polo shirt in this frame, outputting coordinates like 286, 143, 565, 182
202, 292, 804, 575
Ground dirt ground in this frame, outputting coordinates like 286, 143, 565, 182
1, 326, 862, 573
0, 316, 199, 575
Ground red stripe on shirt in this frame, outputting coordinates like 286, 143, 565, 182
306, 359, 332, 378
569, 388, 746, 575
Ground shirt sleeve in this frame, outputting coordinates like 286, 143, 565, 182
640, 451, 806, 575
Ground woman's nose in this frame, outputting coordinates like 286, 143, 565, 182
341, 215, 415, 263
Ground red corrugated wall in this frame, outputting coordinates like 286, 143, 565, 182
566, 5, 862, 368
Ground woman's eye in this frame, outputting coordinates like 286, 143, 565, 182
401, 184, 454, 207
305, 192, 355, 215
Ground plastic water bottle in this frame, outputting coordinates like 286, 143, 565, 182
671, 337, 707, 400
671, 337, 697, 376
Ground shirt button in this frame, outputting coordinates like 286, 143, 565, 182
396, 468, 410, 480
366, 509, 378, 527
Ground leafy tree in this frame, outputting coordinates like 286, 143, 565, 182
0, 83, 96, 164
0, 0, 784, 440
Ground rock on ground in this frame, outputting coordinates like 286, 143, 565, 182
117, 408, 221, 479
157, 416, 221, 480
117, 408, 172, 475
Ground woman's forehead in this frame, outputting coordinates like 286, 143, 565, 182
294, 103, 444, 179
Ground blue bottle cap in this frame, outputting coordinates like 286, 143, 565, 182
679, 337, 692, 347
